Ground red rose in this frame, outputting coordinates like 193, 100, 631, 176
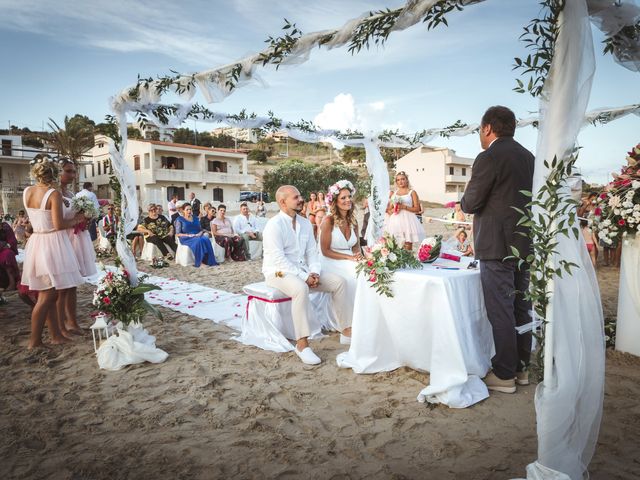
594, 207, 602, 216
367, 260, 374, 267
599, 193, 608, 199
103, 297, 111, 305
618, 219, 626, 226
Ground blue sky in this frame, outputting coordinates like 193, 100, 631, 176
0, 0, 637, 184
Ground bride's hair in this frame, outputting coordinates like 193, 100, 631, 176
328, 187, 356, 229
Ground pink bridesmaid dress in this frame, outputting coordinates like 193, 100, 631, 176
21, 187, 83, 290
63, 191, 97, 277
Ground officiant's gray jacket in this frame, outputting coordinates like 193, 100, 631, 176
461, 136, 535, 261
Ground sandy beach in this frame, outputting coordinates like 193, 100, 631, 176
1, 209, 639, 479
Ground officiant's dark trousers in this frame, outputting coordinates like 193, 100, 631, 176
480, 260, 532, 380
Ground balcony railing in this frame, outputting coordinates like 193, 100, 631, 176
154, 168, 253, 185
445, 174, 469, 183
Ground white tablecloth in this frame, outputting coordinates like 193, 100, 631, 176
337, 259, 494, 408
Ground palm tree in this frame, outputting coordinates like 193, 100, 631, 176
48, 115, 95, 162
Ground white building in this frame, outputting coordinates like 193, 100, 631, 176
395, 146, 474, 205
0, 135, 43, 214
85, 135, 255, 207
212, 127, 258, 144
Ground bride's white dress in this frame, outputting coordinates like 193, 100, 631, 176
320, 223, 358, 324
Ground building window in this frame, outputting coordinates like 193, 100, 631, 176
449, 166, 454, 175
161, 156, 184, 169
446, 185, 457, 193
134, 155, 140, 171
213, 187, 224, 202
144, 153, 150, 169
167, 186, 185, 201
98, 142, 104, 148
91, 164, 95, 177
208, 161, 228, 173
1, 140, 12, 156
98, 162, 101, 175
462, 167, 466, 176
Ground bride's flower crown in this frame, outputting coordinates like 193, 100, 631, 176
325, 180, 356, 206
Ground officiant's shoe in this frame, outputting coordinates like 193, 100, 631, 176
483, 372, 516, 394
295, 346, 321, 365
515, 371, 530, 386
340, 334, 351, 345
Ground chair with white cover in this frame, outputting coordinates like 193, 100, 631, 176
248, 240, 263, 260
212, 239, 225, 264
97, 224, 112, 252
234, 281, 337, 353
140, 236, 173, 262
174, 236, 195, 266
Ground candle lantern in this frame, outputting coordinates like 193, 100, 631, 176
90, 314, 111, 352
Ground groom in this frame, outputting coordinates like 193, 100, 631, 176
461, 105, 535, 394
262, 185, 351, 365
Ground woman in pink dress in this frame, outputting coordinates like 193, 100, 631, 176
58, 158, 97, 336
22, 156, 84, 349
384, 171, 425, 250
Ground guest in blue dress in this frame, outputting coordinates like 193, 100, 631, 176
175, 204, 217, 267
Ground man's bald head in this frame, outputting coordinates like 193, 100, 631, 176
275, 185, 303, 216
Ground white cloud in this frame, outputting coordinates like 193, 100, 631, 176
314, 93, 401, 132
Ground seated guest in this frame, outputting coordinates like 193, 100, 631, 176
199, 205, 217, 232
174, 204, 217, 267
200, 202, 212, 219
126, 207, 144, 258
233, 202, 262, 260
211, 204, 246, 261
455, 229, 474, 257
12, 210, 29, 244
101, 205, 118, 247
0, 221, 20, 291
137, 204, 177, 260
262, 185, 349, 365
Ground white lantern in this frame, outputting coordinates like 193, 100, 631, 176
90, 314, 111, 352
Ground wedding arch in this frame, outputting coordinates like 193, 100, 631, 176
105, 1, 640, 478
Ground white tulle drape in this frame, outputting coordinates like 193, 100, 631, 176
526, 1, 606, 478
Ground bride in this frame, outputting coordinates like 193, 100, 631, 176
319, 180, 362, 342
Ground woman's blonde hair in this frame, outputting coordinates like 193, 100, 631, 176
30, 154, 60, 186
328, 187, 356, 229
395, 171, 411, 188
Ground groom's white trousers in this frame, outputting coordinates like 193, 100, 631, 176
266, 272, 351, 340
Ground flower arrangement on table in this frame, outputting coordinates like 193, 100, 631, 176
151, 256, 169, 268
593, 143, 640, 245
92, 267, 162, 328
71, 196, 99, 234
418, 235, 442, 263
356, 233, 421, 297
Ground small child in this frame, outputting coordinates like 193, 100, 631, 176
581, 219, 598, 268
455, 229, 474, 257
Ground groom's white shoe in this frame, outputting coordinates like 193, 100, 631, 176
295, 346, 321, 365
340, 334, 351, 345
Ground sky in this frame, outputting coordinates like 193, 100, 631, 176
0, 0, 638, 184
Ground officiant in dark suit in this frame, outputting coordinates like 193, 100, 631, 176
461, 105, 535, 394
189, 192, 202, 217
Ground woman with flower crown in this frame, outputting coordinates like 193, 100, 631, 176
319, 180, 362, 343
22, 155, 85, 349
384, 171, 425, 250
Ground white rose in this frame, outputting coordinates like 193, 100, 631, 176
388, 252, 397, 262
606, 238, 613, 245
609, 231, 617, 237
614, 208, 621, 215
604, 219, 611, 226
609, 195, 622, 208
632, 180, 640, 189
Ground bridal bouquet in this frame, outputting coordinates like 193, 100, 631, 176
356, 233, 421, 297
593, 143, 640, 244
418, 235, 442, 263
93, 267, 162, 327
71, 196, 99, 233
389, 194, 401, 214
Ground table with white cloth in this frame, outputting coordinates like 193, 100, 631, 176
337, 258, 495, 408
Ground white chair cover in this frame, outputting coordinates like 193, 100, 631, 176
615, 234, 640, 355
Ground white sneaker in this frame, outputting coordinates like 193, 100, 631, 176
340, 334, 351, 345
294, 346, 321, 365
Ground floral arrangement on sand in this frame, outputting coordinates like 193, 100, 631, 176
356, 233, 421, 297
151, 256, 169, 268
593, 143, 640, 244
93, 266, 162, 327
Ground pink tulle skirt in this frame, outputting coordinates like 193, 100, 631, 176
384, 210, 425, 244
22, 231, 84, 290
69, 229, 97, 277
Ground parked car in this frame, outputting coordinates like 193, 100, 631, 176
240, 191, 270, 202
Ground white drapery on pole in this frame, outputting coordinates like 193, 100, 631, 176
527, 1, 606, 478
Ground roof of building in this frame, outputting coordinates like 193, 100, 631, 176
136, 139, 249, 154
